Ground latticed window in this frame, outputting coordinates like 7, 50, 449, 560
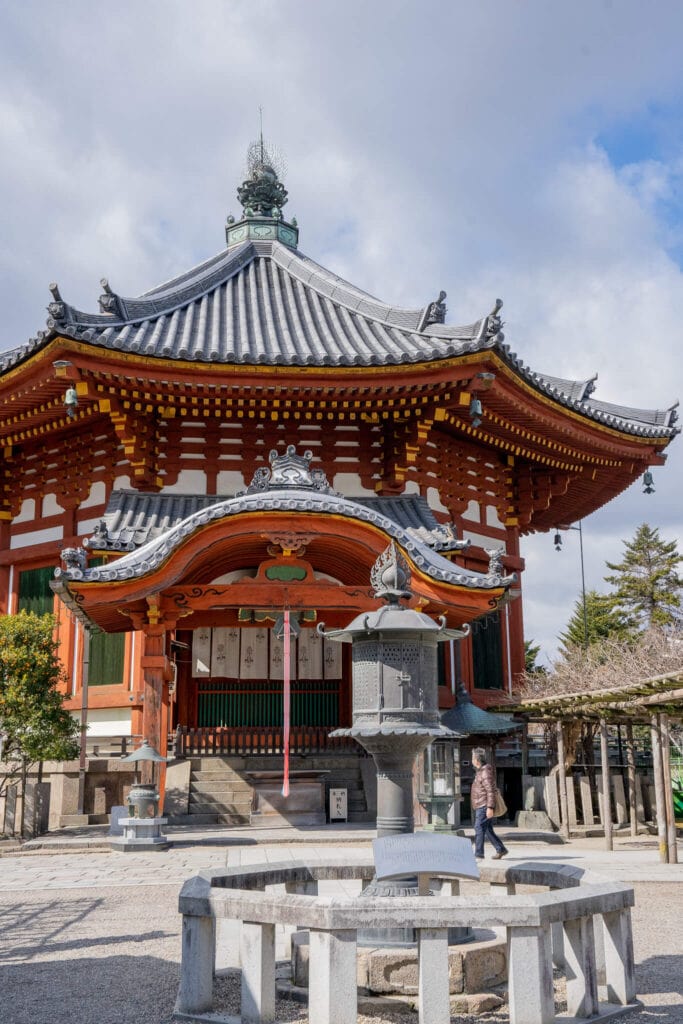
471, 610, 504, 689
88, 631, 125, 687
86, 555, 126, 686
18, 566, 55, 616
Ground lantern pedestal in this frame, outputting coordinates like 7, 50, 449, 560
110, 816, 169, 852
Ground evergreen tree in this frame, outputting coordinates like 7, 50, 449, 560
0, 612, 80, 801
604, 523, 683, 630
524, 639, 545, 674
558, 589, 631, 655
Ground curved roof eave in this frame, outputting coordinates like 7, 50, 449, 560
0, 239, 677, 441
54, 490, 515, 591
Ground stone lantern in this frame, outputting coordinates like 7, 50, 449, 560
323, 541, 468, 836
111, 739, 169, 852
321, 541, 468, 943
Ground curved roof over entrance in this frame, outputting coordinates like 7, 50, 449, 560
57, 489, 513, 590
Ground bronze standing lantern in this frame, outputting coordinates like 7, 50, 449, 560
321, 541, 468, 944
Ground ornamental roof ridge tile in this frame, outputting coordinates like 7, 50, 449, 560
90, 489, 466, 554
496, 342, 680, 437
69, 490, 509, 590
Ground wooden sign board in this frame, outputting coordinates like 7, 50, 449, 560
373, 833, 479, 882
329, 787, 348, 822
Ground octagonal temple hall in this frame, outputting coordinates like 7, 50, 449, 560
0, 148, 677, 824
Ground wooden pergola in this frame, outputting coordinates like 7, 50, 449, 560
500, 673, 682, 862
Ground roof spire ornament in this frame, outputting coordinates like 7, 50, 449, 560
226, 126, 299, 250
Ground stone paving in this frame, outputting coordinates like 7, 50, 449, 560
0, 828, 681, 1023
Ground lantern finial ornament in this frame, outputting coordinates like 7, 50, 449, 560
370, 540, 411, 604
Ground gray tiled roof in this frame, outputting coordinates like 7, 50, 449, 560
60, 490, 514, 590
85, 489, 467, 554
2, 239, 678, 438
441, 682, 521, 736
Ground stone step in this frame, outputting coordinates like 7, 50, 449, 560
205, 812, 251, 826
189, 799, 252, 817
190, 778, 253, 793
168, 812, 219, 826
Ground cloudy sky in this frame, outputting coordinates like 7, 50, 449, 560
2, 1, 682, 662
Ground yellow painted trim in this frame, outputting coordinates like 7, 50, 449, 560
0, 336, 671, 452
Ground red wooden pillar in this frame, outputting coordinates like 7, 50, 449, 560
140, 624, 168, 786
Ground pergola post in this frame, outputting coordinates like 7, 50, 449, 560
650, 713, 669, 863
660, 714, 679, 865
556, 720, 570, 839
625, 723, 637, 839
599, 719, 613, 852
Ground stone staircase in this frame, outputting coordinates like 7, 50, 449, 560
186, 754, 371, 826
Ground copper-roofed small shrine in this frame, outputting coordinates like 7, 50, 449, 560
0, 143, 678, 827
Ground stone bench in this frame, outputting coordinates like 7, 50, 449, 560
174, 859, 637, 1024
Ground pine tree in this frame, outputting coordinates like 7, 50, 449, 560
558, 589, 632, 654
524, 639, 545, 674
604, 523, 683, 630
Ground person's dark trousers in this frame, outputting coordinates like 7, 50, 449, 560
474, 806, 506, 857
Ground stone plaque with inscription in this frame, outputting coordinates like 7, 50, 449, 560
373, 832, 479, 882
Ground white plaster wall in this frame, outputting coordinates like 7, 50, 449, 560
216, 470, 246, 495
426, 487, 449, 514
72, 708, 132, 736
42, 493, 65, 516
486, 504, 505, 528
112, 475, 132, 491
332, 472, 376, 497
12, 498, 35, 524
10, 525, 63, 549
462, 500, 480, 522
462, 530, 507, 552
80, 481, 107, 509
78, 517, 104, 536
162, 470, 207, 494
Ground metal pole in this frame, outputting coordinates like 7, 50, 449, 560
556, 720, 570, 839
650, 713, 669, 863
625, 723, 637, 839
77, 627, 91, 817
578, 521, 588, 650
599, 718, 613, 851
661, 714, 679, 864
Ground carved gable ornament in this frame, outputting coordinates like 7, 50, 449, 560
240, 445, 339, 495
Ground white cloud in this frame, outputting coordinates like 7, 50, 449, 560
2, 0, 683, 660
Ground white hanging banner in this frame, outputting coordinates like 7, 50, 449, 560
240, 627, 268, 679
298, 628, 323, 679
270, 630, 296, 680
211, 627, 240, 678
323, 637, 342, 680
192, 628, 212, 678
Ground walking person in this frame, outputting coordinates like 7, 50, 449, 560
470, 747, 508, 860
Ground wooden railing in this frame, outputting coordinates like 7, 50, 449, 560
173, 725, 362, 758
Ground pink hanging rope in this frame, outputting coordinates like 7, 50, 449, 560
282, 609, 291, 797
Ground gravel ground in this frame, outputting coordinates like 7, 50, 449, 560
0, 881, 680, 1024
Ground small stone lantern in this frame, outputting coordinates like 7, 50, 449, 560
111, 739, 169, 852
418, 735, 462, 832
123, 739, 167, 818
